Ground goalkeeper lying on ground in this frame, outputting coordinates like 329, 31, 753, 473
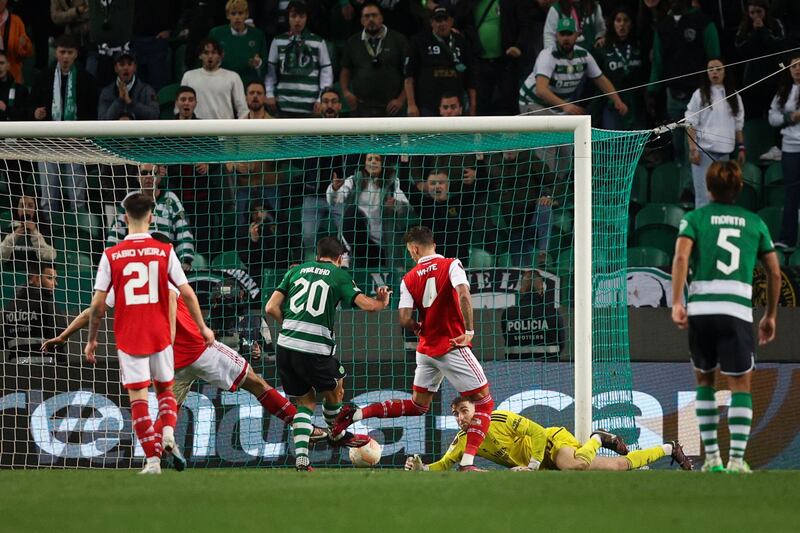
405, 396, 693, 471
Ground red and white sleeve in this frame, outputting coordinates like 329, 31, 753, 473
448, 259, 469, 289
167, 248, 189, 287
398, 280, 414, 309
94, 253, 112, 292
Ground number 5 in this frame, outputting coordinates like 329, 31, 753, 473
716, 228, 740, 275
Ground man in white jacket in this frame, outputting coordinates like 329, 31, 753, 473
181, 37, 248, 119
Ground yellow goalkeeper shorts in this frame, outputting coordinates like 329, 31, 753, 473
541, 427, 581, 470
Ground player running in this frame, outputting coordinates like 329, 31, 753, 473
265, 236, 392, 471
405, 396, 693, 471
332, 226, 494, 472
84, 192, 214, 475
672, 160, 780, 473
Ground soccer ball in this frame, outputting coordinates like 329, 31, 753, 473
348, 438, 383, 467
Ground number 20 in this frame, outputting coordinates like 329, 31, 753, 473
123, 261, 160, 305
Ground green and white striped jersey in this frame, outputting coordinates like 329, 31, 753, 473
276, 261, 362, 356
678, 202, 774, 322
519, 45, 602, 110
106, 190, 195, 264
266, 30, 332, 114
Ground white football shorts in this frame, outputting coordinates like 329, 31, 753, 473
118, 346, 174, 390
172, 342, 249, 404
412, 346, 488, 395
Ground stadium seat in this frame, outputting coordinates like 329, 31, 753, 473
193, 252, 208, 269
158, 83, 180, 119
757, 206, 782, 241
211, 250, 246, 270
649, 162, 682, 204
736, 162, 762, 211
468, 247, 494, 268
789, 250, 800, 266
743, 119, 777, 165
627, 246, 671, 267
633, 204, 686, 256
630, 165, 649, 207
763, 162, 784, 207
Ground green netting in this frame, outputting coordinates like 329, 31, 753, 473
0, 126, 650, 469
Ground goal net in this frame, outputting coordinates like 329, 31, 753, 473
0, 117, 649, 468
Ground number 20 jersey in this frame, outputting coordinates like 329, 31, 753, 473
94, 233, 188, 355
678, 203, 774, 323
400, 255, 470, 357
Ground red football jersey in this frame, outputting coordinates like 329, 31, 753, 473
172, 296, 206, 370
400, 255, 470, 357
95, 234, 187, 355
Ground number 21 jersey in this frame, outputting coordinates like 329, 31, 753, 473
94, 233, 188, 355
400, 254, 470, 357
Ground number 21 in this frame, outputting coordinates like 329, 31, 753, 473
123, 261, 160, 305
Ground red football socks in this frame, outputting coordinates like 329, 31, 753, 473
131, 399, 160, 459
465, 395, 494, 456
361, 399, 429, 419
257, 388, 296, 424
157, 391, 178, 432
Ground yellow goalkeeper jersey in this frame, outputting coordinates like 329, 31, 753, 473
428, 410, 549, 470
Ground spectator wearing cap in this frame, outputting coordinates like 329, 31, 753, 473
339, 1, 408, 117
97, 51, 159, 120
265, 0, 333, 117
86, 0, 134, 89
405, 6, 477, 117
209, 0, 268, 86
0, 0, 34, 85
181, 37, 248, 119
519, 17, 625, 175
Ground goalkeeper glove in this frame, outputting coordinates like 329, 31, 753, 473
404, 454, 428, 471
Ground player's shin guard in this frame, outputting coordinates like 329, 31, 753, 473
462, 395, 494, 466
292, 406, 314, 462
131, 399, 160, 459
360, 399, 429, 419
728, 392, 753, 461
696, 386, 720, 461
624, 447, 666, 470
157, 391, 178, 432
257, 388, 295, 424
575, 437, 601, 466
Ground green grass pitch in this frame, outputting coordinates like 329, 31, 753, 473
2, 470, 800, 533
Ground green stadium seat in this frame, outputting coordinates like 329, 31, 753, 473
633, 204, 686, 256
630, 165, 649, 206
757, 206, 782, 241
192, 252, 208, 269
211, 250, 245, 270
763, 162, 784, 207
627, 246, 671, 267
743, 119, 777, 165
158, 83, 180, 119
789, 250, 800, 266
649, 162, 682, 204
468, 247, 494, 268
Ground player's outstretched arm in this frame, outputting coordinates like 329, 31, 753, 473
177, 283, 215, 346
354, 286, 392, 312
670, 236, 694, 329
450, 284, 474, 347
759, 250, 781, 345
85, 290, 108, 364
42, 307, 91, 352
265, 291, 285, 323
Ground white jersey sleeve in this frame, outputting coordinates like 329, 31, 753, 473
448, 259, 469, 288
398, 280, 414, 309
105, 288, 116, 308
168, 247, 189, 287
94, 253, 112, 292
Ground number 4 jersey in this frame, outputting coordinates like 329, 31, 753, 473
94, 233, 189, 355
400, 254, 470, 357
678, 203, 774, 323
275, 261, 362, 356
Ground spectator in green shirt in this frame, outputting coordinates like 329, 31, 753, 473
209, 0, 268, 85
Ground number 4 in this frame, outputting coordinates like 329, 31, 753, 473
716, 228, 741, 275
422, 278, 438, 308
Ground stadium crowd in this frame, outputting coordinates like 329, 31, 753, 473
1, 0, 799, 283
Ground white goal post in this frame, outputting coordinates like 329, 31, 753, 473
0, 115, 593, 443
